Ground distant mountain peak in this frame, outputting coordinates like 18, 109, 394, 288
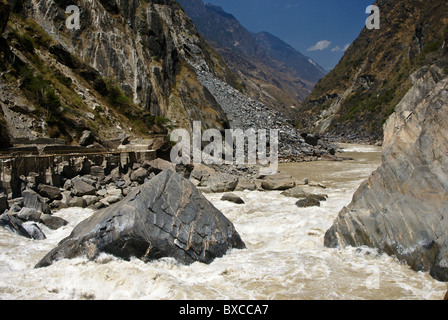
204, 2, 237, 20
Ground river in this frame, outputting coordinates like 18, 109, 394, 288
0, 144, 446, 300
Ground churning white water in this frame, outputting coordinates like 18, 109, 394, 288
0, 144, 446, 300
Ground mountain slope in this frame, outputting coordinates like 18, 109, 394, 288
299, 0, 448, 142
177, 0, 326, 115
0, 0, 241, 148
254, 31, 327, 84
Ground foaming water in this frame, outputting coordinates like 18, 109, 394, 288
0, 144, 446, 300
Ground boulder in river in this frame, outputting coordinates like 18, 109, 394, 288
261, 173, 295, 191
35, 169, 245, 268
0, 213, 32, 239
324, 67, 448, 281
281, 186, 306, 198
221, 193, 245, 204
295, 196, 321, 208
201, 173, 239, 193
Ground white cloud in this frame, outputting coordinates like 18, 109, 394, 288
330, 43, 351, 52
307, 40, 332, 51
331, 46, 341, 52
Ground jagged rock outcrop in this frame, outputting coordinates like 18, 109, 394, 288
35, 169, 245, 268
324, 66, 448, 281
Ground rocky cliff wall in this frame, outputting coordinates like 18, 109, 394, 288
324, 65, 448, 281
22, 0, 232, 131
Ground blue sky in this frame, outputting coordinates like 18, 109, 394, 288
205, 0, 375, 70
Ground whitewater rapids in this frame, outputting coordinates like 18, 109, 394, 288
0, 144, 446, 300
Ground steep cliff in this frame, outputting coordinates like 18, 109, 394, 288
324, 65, 448, 281
1, 0, 238, 148
300, 0, 448, 142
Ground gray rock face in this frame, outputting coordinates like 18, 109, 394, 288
35, 170, 245, 268
25, 0, 230, 131
72, 177, 96, 197
22, 189, 51, 215
324, 67, 448, 281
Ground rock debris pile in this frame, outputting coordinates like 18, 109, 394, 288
195, 70, 339, 162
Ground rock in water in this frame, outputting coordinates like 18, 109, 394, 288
35, 170, 245, 268
221, 193, 245, 204
295, 196, 321, 208
261, 173, 295, 191
324, 67, 448, 281
0, 213, 31, 239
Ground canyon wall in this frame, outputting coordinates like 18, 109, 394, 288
325, 65, 448, 281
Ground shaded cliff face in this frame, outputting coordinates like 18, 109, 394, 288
300, 0, 448, 142
324, 66, 448, 281
177, 0, 326, 115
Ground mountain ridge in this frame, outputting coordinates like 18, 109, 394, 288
177, 0, 326, 114
299, 0, 448, 142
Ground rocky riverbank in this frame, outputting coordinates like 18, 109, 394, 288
0, 153, 329, 243
0, 151, 332, 267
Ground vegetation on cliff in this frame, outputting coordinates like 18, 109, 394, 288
299, 0, 448, 141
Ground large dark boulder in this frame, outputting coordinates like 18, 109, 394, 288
304, 134, 320, 147
35, 169, 245, 268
